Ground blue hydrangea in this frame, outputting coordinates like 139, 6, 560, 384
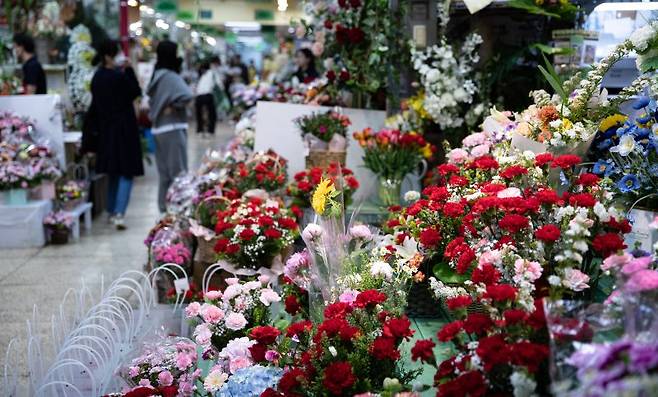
617, 174, 640, 193
216, 365, 283, 397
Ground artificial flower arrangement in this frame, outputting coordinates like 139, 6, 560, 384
388, 151, 631, 396
211, 196, 299, 270
299, 0, 408, 108
120, 337, 200, 396
591, 96, 658, 210
152, 242, 192, 268
186, 276, 280, 360
222, 150, 288, 199
286, 163, 359, 209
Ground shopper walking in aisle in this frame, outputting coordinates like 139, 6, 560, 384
195, 61, 222, 135
12, 33, 47, 94
84, 39, 143, 230
293, 48, 319, 84
147, 40, 193, 213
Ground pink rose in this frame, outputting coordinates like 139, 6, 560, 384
561, 268, 590, 292
259, 288, 281, 306
185, 302, 201, 317
201, 304, 225, 324
138, 379, 151, 387
601, 252, 633, 271
205, 290, 222, 300
225, 312, 247, 330
158, 370, 174, 386
229, 356, 252, 373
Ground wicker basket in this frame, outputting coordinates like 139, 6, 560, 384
195, 235, 219, 263
305, 150, 346, 169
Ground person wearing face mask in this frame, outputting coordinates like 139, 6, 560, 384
84, 39, 143, 230
147, 40, 193, 213
12, 33, 47, 94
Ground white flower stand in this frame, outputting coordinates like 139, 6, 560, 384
62, 202, 93, 240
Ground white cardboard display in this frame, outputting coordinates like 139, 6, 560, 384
0, 94, 66, 167
0, 199, 52, 248
625, 209, 658, 252
254, 101, 387, 200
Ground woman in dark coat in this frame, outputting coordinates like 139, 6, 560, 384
85, 39, 143, 230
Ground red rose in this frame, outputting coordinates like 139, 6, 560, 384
339, 70, 350, 81
411, 339, 436, 363
551, 154, 581, 169
498, 214, 529, 233
324, 20, 333, 29
471, 263, 501, 285
503, 309, 528, 325
125, 387, 158, 397
322, 361, 356, 396
264, 228, 282, 239
446, 295, 472, 310
284, 295, 301, 315
278, 367, 306, 394
349, 0, 361, 7
592, 233, 626, 256
239, 228, 256, 240
476, 334, 510, 371
323, 301, 352, 319
510, 341, 549, 373
535, 224, 561, 242
383, 316, 414, 340
354, 289, 387, 308
485, 284, 517, 302
534, 153, 554, 167
260, 388, 282, 397
347, 27, 365, 44
569, 193, 596, 208
370, 336, 400, 360
437, 320, 463, 342
500, 165, 529, 179
577, 173, 600, 186
286, 320, 313, 337
419, 227, 441, 247
249, 342, 267, 362
250, 325, 281, 345
326, 70, 336, 81
463, 312, 493, 335
443, 202, 465, 218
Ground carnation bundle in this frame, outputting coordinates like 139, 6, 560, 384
223, 150, 288, 198
286, 163, 359, 209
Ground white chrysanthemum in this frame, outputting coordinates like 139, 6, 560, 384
510, 371, 537, 397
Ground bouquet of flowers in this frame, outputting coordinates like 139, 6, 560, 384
121, 337, 200, 396
0, 112, 34, 141
186, 277, 280, 358
223, 150, 288, 198
260, 290, 418, 396
295, 110, 351, 150
153, 243, 192, 268
57, 180, 86, 203
0, 161, 32, 190
211, 196, 298, 269
68, 24, 95, 112
43, 210, 73, 230
286, 163, 359, 208
592, 97, 658, 210
353, 128, 433, 181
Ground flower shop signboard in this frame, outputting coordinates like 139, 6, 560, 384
254, 101, 386, 201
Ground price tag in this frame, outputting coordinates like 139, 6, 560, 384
174, 277, 190, 295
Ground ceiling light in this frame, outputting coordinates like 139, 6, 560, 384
205, 36, 217, 46
224, 21, 261, 31
127, 0, 138, 7
175, 20, 185, 28
277, 0, 288, 11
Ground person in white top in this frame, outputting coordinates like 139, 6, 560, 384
195, 56, 224, 134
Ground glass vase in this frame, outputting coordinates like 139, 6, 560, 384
377, 177, 402, 207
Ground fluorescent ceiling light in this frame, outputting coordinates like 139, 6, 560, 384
594, 2, 658, 12
205, 36, 217, 46
175, 20, 186, 28
224, 21, 261, 31
127, 0, 138, 7
277, 0, 288, 11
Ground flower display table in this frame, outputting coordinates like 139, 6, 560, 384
0, 199, 52, 248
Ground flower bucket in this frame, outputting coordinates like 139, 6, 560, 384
49, 227, 70, 245
6, 189, 28, 206
30, 181, 56, 201
377, 177, 402, 206
305, 150, 347, 169
624, 209, 658, 253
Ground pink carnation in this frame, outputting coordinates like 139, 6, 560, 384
601, 252, 633, 271
621, 256, 653, 275
201, 304, 225, 324
158, 370, 174, 386
626, 270, 658, 292
562, 268, 590, 292
185, 302, 201, 317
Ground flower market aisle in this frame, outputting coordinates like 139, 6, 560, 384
0, 123, 233, 394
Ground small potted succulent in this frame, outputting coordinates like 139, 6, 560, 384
43, 210, 73, 244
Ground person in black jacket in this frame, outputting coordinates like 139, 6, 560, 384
85, 39, 143, 230
12, 33, 47, 94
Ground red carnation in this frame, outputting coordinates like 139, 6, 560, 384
463, 312, 493, 335
370, 336, 401, 360
322, 361, 356, 396
485, 284, 517, 302
577, 173, 600, 186
260, 388, 282, 397
446, 295, 472, 310
456, 248, 476, 274
286, 320, 313, 337
471, 263, 501, 285
535, 188, 561, 205
607, 217, 632, 233
443, 202, 465, 218
278, 367, 306, 394
226, 243, 240, 254
411, 339, 436, 363
239, 228, 256, 240
438, 370, 487, 397
284, 295, 301, 315
250, 326, 281, 345
551, 154, 581, 169
476, 334, 510, 371
510, 341, 549, 373
438, 163, 460, 176
498, 214, 529, 233
125, 388, 158, 397
339, 70, 350, 81
569, 193, 596, 208
249, 342, 267, 362
436, 357, 456, 379
535, 224, 561, 242
264, 228, 282, 239
504, 309, 528, 325
278, 217, 298, 229
354, 289, 387, 308
258, 216, 274, 227
481, 182, 507, 194
448, 175, 469, 186
324, 301, 352, 319
592, 233, 626, 256
214, 238, 230, 253
534, 153, 554, 166
500, 165, 529, 179
527, 299, 546, 330
419, 227, 441, 247
437, 320, 463, 342
473, 155, 500, 170
383, 316, 414, 340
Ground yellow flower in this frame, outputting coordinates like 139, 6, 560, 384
535, 0, 544, 5
599, 114, 627, 132
560, 118, 573, 131
421, 143, 433, 159
312, 178, 335, 215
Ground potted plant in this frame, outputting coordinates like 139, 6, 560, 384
295, 110, 351, 169
43, 210, 73, 244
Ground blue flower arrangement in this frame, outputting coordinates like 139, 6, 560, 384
592, 96, 658, 209
215, 365, 283, 397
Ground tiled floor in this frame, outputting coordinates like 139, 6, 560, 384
0, 123, 233, 395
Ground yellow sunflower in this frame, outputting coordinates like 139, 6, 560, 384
312, 178, 335, 215
599, 114, 627, 132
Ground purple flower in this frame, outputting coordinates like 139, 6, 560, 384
629, 343, 658, 373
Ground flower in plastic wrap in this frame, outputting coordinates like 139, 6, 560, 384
216, 365, 283, 397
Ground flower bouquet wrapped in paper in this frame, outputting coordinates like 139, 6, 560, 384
296, 110, 351, 168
